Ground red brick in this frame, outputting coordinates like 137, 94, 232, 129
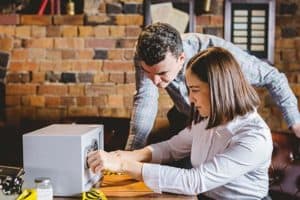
116, 84, 135, 95
61, 97, 75, 106
125, 26, 141, 37
32, 72, 45, 83
14, 38, 22, 48
23, 61, 39, 71
23, 38, 53, 48
77, 49, 95, 59
68, 106, 99, 117
69, 84, 85, 96
98, 108, 130, 118
109, 26, 125, 37
8, 61, 38, 71
281, 49, 297, 62
196, 15, 210, 26
107, 94, 124, 107
6, 73, 30, 83
15, 26, 31, 38
85, 84, 117, 96
28, 49, 46, 60
77, 96, 92, 106
53, 15, 84, 25
94, 26, 109, 37
31, 26, 46, 37
117, 38, 136, 48
276, 38, 295, 49
62, 50, 76, 59
287, 63, 300, 71
46, 26, 61, 37
0, 14, 19, 25
109, 72, 125, 83
73, 61, 101, 72
85, 38, 116, 48
114, 14, 143, 25
12, 49, 29, 60
39, 61, 54, 71
0, 37, 13, 51
21, 15, 52, 25
45, 96, 61, 107
57, 60, 74, 71
210, 15, 223, 26
0, 26, 15, 36
62, 25, 78, 37
8, 61, 23, 71
5, 95, 21, 106
92, 96, 108, 107
38, 84, 68, 96
36, 108, 64, 120
123, 95, 133, 108
124, 49, 134, 60
125, 72, 135, 83
6, 84, 36, 95
85, 14, 111, 24
54, 38, 84, 49
46, 50, 62, 60
30, 95, 45, 107
78, 26, 94, 37
108, 49, 124, 59
103, 61, 134, 72
93, 73, 109, 83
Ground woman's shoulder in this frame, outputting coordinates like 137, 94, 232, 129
226, 111, 270, 137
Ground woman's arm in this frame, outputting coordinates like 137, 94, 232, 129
87, 147, 152, 180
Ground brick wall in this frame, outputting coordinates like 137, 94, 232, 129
0, 0, 299, 132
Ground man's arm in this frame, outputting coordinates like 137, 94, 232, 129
125, 58, 159, 150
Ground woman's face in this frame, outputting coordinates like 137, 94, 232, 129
186, 69, 211, 117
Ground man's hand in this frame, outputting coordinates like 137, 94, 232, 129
87, 150, 122, 174
292, 123, 300, 138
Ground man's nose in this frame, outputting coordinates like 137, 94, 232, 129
152, 75, 161, 85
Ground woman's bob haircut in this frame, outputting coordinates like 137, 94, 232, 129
186, 47, 260, 129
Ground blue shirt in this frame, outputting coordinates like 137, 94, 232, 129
125, 33, 300, 150
143, 111, 272, 199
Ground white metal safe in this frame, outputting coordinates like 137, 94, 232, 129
22, 124, 104, 196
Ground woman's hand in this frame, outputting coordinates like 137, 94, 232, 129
87, 150, 122, 174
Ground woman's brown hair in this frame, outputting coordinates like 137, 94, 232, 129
186, 47, 260, 129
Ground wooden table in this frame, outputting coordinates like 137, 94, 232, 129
55, 174, 197, 199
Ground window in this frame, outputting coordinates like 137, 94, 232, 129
224, 0, 275, 63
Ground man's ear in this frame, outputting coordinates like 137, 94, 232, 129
178, 52, 185, 64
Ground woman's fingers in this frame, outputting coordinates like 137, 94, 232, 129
87, 150, 104, 173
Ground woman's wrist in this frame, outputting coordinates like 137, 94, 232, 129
133, 146, 152, 162
120, 159, 143, 180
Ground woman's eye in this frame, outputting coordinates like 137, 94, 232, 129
191, 89, 200, 93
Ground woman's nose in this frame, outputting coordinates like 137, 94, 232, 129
189, 93, 195, 103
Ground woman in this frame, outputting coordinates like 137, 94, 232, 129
87, 47, 273, 199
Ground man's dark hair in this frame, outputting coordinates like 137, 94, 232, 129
136, 22, 183, 66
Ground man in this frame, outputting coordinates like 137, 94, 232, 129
125, 22, 300, 150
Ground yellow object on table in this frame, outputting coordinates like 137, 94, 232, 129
82, 188, 107, 200
16, 189, 37, 200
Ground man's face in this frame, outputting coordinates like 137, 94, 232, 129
141, 52, 185, 88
